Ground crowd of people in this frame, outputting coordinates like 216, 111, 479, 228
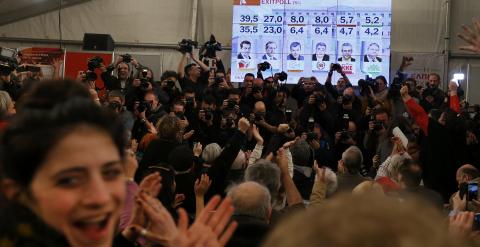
0, 20, 480, 247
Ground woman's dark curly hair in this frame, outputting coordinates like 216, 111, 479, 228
0, 79, 126, 188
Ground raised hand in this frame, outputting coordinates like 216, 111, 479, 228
458, 19, 480, 54
237, 117, 251, 134
194, 174, 212, 197
251, 124, 264, 145
171, 196, 237, 247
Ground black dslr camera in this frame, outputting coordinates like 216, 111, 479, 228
178, 39, 198, 54
139, 67, 150, 90
258, 61, 271, 72
137, 101, 151, 113
200, 109, 214, 121
359, 75, 378, 93
315, 95, 326, 106
275, 71, 288, 82
331, 63, 342, 72
86, 56, 104, 81
120, 54, 132, 63
226, 99, 237, 110
108, 101, 122, 111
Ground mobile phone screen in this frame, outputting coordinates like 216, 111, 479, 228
468, 183, 478, 201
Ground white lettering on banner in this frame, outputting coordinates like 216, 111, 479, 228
262, 0, 293, 4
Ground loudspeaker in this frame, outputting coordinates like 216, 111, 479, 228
82, 33, 115, 51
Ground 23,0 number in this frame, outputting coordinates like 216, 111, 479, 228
264, 26, 283, 34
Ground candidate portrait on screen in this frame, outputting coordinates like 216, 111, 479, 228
287, 42, 304, 61
262, 41, 278, 60
312, 42, 330, 61
364, 42, 382, 62
238, 40, 252, 59
338, 42, 355, 62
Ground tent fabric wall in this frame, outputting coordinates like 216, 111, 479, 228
0, 0, 193, 44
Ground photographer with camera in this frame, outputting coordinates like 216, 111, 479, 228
177, 40, 210, 100
245, 101, 286, 151
106, 90, 135, 132
143, 90, 166, 125
291, 76, 320, 109
100, 54, 140, 92
155, 70, 181, 106
0, 58, 22, 102
363, 108, 391, 166
193, 95, 221, 145
324, 63, 352, 100
298, 85, 335, 139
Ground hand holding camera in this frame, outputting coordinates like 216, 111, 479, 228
330, 63, 342, 73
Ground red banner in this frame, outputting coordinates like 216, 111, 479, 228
17, 47, 65, 80
64, 51, 113, 89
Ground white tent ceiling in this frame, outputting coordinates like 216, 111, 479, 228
0, 0, 478, 54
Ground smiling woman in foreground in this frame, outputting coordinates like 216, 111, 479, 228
0, 79, 237, 247
0, 79, 130, 246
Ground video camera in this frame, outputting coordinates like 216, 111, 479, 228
177, 39, 198, 54
0, 47, 18, 76
86, 56, 104, 81
201, 35, 222, 59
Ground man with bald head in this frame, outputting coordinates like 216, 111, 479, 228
455, 164, 479, 187
448, 164, 480, 212
226, 181, 272, 247
250, 101, 281, 147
